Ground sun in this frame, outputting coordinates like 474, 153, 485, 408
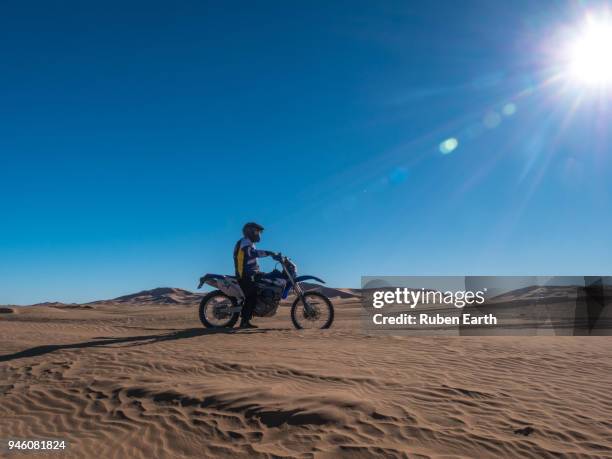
565, 16, 612, 88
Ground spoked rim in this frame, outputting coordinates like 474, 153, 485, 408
292, 293, 333, 329
201, 294, 236, 327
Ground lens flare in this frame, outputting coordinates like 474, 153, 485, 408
565, 16, 612, 88
439, 138, 458, 154
502, 103, 517, 116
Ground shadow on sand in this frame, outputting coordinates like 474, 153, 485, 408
0, 327, 284, 363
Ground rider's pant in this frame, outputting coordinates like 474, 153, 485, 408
238, 277, 258, 322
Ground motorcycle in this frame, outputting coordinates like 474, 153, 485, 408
197, 254, 334, 329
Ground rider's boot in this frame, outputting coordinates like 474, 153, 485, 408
239, 319, 258, 329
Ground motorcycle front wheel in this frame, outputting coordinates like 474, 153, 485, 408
290, 292, 334, 329
198, 290, 240, 329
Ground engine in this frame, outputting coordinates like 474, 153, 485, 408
254, 278, 286, 317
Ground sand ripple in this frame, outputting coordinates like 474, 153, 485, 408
1, 301, 611, 458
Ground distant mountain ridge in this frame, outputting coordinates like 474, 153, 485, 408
300, 283, 361, 299
93, 284, 360, 306
88, 287, 203, 305
6, 284, 361, 308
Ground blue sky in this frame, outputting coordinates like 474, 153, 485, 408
1, 0, 611, 304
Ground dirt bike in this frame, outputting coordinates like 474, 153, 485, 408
197, 254, 334, 329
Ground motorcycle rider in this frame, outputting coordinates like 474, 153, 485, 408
233, 222, 278, 328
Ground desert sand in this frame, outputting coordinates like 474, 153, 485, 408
1, 293, 611, 458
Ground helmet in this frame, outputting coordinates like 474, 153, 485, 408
242, 222, 264, 243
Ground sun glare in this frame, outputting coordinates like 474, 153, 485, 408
566, 16, 612, 88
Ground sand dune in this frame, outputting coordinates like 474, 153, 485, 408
87, 287, 203, 306
1, 299, 611, 458
300, 283, 361, 299
72, 284, 356, 309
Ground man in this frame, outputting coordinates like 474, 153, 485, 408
233, 222, 278, 328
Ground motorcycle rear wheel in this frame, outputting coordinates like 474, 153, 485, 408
291, 292, 334, 329
199, 290, 240, 329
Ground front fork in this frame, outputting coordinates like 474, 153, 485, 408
282, 263, 316, 315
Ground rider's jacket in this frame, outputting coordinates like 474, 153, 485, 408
233, 237, 270, 280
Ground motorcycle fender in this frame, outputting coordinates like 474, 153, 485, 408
199, 275, 245, 302
216, 280, 245, 302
